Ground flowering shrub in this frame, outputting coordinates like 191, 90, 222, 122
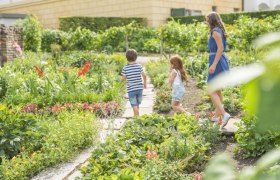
20, 101, 121, 117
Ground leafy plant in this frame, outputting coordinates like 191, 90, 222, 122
17, 15, 42, 52
0, 110, 99, 179
235, 113, 280, 158
0, 105, 43, 160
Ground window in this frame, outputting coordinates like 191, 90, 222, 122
212, 6, 217, 12
171, 8, 202, 17
191, 10, 202, 16
234, 8, 240, 12
171, 8, 186, 17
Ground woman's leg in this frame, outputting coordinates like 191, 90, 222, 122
210, 91, 225, 116
210, 91, 231, 127
172, 101, 186, 113
214, 90, 223, 117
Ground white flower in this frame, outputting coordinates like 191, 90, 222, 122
41, 61, 48, 65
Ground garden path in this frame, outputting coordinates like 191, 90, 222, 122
31, 56, 156, 180
182, 78, 255, 171
31, 56, 244, 179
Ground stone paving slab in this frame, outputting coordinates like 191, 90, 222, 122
33, 144, 101, 180
221, 118, 241, 135
122, 107, 154, 118
99, 118, 127, 130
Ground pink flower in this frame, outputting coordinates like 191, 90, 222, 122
146, 149, 157, 159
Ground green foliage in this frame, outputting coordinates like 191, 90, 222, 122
142, 159, 190, 180
227, 16, 274, 51
69, 27, 96, 50
92, 22, 158, 52
50, 44, 61, 60
204, 149, 280, 180
159, 21, 208, 54
41, 29, 69, 52
0, 110, 99, 179
154, 86, 172, 113
81, 114, 177, 178
0, 75, 8, 99
94, 26, 125, 52
235, 113, 280, 158
169, 9, 280, 24
204, 154, 235, 180
0, 105, 43, 160
146, 59, 172, 113
0, 52, 125, 106
222, 87, 244, 114
17, 15, 42, 52
81, 114, 220, 179
59, 17, 147, 32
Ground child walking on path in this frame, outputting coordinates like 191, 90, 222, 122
206, 12, 231, 128
169, 56, 188, 114
122, 49, 147, 117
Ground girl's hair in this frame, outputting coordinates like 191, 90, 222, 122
170, 56, 187, 82
206, 12, 227, 39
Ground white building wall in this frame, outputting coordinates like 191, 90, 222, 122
244, 0, 280, 11
0, 18, 18, 26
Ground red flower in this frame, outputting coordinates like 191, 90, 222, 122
78, 61, 91, 76
34, 65, 44, 77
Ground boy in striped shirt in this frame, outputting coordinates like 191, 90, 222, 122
122, 49, 147, 117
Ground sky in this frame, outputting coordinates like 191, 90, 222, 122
0, 0, 24, 5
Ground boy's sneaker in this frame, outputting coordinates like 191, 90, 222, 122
221, 112, 231, 128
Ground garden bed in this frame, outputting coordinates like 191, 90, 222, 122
0, 51, 127, 179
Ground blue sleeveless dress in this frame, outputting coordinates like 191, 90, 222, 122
207, 27, 230, 83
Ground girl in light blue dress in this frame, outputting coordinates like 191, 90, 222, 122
206, 12, 231, 128
169, 56, 188, 113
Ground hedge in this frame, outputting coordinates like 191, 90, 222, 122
168, 9, 280, 24
59, 16, 147, 32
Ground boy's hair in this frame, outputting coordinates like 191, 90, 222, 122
126, 49, 138, 62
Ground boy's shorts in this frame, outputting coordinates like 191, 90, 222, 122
128, 89, 143, 107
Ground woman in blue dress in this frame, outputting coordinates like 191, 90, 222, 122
206, 12, 231, 128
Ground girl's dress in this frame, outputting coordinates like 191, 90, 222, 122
207, 27, 230, 83
171, 69, 185, 101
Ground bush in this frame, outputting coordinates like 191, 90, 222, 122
0, 110, 99, 179
17, 15, 42, 52
169, 9, 280, 24
0, 105, 43, 160
68, 27, 96, 50
41, 29, 69, 52
59, 16, 147, 32
235, 113, 280, 158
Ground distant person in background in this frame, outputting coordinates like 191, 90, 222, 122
169, 55, 189, 114
206, 12, 231, 128
12, 41, 23, 57
122, 49, 147, 117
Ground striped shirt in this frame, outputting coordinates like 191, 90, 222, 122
121, 63, 144, 92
